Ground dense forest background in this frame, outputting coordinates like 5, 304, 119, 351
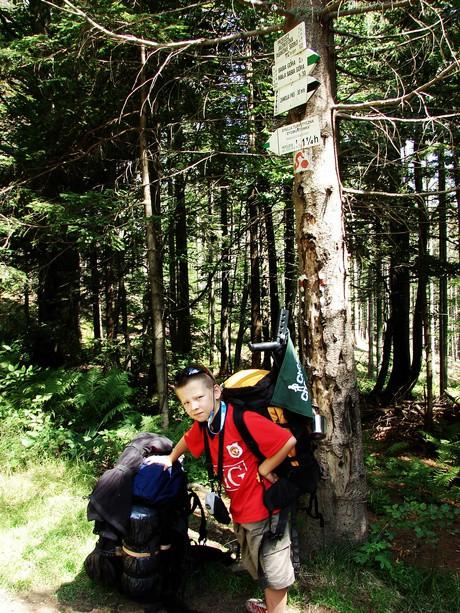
0, 1, 459, 435
0, 3, 459, 610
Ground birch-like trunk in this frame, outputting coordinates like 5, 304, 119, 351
287, 1, 367, 548
139, 45, 168, 424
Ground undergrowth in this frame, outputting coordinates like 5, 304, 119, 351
0, 343, 458, 612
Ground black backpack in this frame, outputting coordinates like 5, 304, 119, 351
84, 434, 208, 612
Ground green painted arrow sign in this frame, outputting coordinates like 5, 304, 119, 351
272, 49, 320, 90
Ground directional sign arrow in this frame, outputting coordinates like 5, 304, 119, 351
264, 117, 321, 156
272, 49, 320, 90
274, 77, 320, 116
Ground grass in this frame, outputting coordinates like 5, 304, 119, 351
0, 460, 90, 591
296, 546, 460, 613
1, 452, 458, 613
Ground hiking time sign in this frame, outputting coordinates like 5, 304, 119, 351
264, 117, 321, 156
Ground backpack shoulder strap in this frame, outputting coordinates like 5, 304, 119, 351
187, 489, 208, 544
232, 408, 265, 463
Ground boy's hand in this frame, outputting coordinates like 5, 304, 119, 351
258, 468, 279, 484
144, 455, 172, 469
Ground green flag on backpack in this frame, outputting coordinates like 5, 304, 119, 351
271, 336, 313, 417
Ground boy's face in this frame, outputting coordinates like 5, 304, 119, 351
175, 377, 221, 423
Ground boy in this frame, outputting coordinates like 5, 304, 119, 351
147, 364, 297, 613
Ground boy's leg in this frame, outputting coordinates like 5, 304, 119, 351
264, 587, 288, 613
236, 516, 294, 613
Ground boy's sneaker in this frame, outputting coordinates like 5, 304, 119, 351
245, 598, 267, 613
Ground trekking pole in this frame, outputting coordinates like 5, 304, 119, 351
248, 308, 289, 353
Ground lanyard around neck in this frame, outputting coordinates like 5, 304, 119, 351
203, 401, 227, 494
208, 400, 227, 435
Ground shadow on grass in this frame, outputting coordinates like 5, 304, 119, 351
55, 556, 257, 613
56, 567, 143, 612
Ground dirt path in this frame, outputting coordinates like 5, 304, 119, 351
0, 588, 335, 613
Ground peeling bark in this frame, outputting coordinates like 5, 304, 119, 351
287, 0, 367, 549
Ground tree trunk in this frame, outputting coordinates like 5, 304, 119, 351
207, 183, 218, 365
248, 181, 262, 368
438, 145, 448, 396
89, 249, 102, 340
29, 0, 50, 34
383, 215, 411, 399
372, 317, 393, 397
367, 277, 374, 379
375, 252, 384, 371
263, 197, 281, 340
424, 282, 434, 428
174, 173, 192, 354
36, 245, 81, 366
410, 139, 428, 389
234, 243, 250, 371
288, 1, 367, 549
139, 45, 168, 423
104, 252, 116, 341
452, 138, 460, 262
220, 186, 231, 375
283, 182, 297, 343
167, 178, 178, 350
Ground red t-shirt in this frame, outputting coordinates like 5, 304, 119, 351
184, 404, 292, 523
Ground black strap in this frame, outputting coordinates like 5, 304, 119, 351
305, 493, 325, 527
187, 489, 207, 544
232, 408, 265, 463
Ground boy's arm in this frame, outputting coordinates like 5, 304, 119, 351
144, 435, 188, 468
257, 435, 296, 484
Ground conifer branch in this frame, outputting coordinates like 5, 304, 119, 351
44, 0, 282, 50
335, 61, 459, 111
336, 112, 460, 123
324, 0, 416, 19
343, 186, 460, 199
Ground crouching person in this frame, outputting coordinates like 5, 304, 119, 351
146, 365, 297, 613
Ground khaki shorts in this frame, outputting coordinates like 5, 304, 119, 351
234, 515, 295, 590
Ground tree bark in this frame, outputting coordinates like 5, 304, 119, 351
139, 45, 168, 423
283, 182, 297, 343
174, 173, 192, 354
409, 139, 428, 390
263, 197, 281, 340
234, 240, 250, 370
167, 179, 178, 351
220, 185, 231, 375
103, 252, 116, 341
383, 248, 411, 399
372, 316, 393, 397
438, 145, 448, 396
89, 249, 102, 340
248, 180, 262, 368
288, 1, 367, 549
367, 276, 374, 379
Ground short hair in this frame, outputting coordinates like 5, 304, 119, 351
173, 364, 215, 390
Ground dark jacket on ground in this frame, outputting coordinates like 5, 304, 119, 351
87, 432, 173, 539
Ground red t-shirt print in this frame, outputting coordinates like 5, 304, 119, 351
184, 404, 291, 524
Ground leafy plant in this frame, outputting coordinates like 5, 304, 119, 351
420, 429, 460, 488
353, 523, 394, 572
